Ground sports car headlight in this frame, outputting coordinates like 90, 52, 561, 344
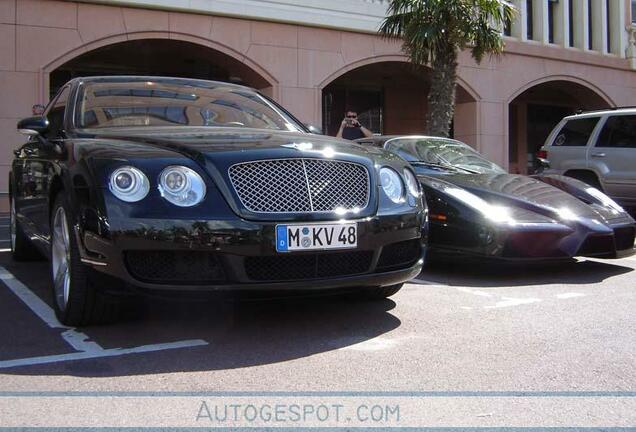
585, 187, 625, 213
109, 166, 149, 202
380, 167, 404, 203
158, 166, 206, 207
403, 168, 420, 197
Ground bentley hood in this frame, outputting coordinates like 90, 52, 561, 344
77, 127, 395, 168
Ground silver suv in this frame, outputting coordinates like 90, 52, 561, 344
540, 108, 636, 208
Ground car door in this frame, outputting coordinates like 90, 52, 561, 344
22, 85, 71, 240
544, 116, 601, 173
591, 114, 636, 204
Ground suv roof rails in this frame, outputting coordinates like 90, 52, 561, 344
575, 106, 636, 115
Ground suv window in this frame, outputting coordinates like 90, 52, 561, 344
550, 117, 599, 147
45, 86, 70, 138
597, 115, 636, 148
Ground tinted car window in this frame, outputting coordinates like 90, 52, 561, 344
550, 117, 599, 147
75, 80, 304, 132
45, 86, 70, 138
597, 115, 636, 148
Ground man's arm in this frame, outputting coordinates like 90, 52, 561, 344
360, 126, 373, 138
336, 119, 346, 138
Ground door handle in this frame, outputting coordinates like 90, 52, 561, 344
591, 153, 606, 158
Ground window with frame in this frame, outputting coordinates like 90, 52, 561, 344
550, 117, 600, 147
597, 115, 636, 148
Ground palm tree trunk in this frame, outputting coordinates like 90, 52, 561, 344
425, 46, 458, 137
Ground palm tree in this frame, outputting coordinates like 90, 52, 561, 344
380, 0, 515, 137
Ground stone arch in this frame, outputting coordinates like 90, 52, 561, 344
319, 55, 480, 147
506, 75, 616, 107
39, 32, 279, 102
507, 75, 614, 174
318, 54, 480, 102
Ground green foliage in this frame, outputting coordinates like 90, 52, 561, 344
379, 0, 516, 136
380, 0, 516, 65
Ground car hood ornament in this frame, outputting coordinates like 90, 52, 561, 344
281, 142, 313, 151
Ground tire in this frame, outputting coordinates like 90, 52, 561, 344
361, 283, 404, 300
10, 194, 41, 261
50, 193, 120, 326
566, 171, 603, 191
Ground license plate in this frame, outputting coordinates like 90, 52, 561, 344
276, 223, 357, 252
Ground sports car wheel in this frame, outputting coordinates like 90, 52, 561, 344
10, 194, 40, 261
361, 283, 404, 299
50, 194, 120, 326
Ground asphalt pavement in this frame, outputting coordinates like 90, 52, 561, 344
0, 212, 634, 427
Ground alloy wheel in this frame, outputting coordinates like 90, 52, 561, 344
51, 206, 71, 311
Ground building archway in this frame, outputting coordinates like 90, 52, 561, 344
320, 59, 478, 147
508, 77, 614, 174
45, 36, 276, 100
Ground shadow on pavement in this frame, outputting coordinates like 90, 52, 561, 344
0, 249, 401, 377
417, 258, 634, 288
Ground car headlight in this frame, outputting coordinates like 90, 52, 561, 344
109, 166, 150, 202
379, 167, 404, 203
403, 168, 420, 197
158, 166, 206, 207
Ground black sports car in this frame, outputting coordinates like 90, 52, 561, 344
356, 135, 635, 262
10, 76, 426, 325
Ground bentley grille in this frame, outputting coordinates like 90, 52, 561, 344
228, 158, 370, 213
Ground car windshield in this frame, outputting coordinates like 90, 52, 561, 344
74, 79, 304, 132
384, 137, 506, 174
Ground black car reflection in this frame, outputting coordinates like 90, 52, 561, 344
10, 76, 426, 325
357, 135, 635, 262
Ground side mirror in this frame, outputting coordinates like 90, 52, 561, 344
17, 116, 49, 137
305, 124, 323, 135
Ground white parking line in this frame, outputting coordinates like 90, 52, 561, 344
0, 340, 208, 369
0, 265, 208, 369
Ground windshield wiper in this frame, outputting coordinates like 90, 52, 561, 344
409, 161, 479, 174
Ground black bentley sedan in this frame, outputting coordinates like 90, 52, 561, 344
357, 135, 635, 262
10, 76, 426, 325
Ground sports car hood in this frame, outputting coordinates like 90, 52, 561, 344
423, 172, 604, 222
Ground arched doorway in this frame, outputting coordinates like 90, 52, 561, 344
321, 61, 478, 142
49, 39, 273, 99
508, 79, 613, 174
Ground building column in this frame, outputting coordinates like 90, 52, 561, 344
512, 0, 528, 41
515, 102, 528, 175
554, 0, 570, 47
608, 0, 627, 57
572, 0, 590, 50
533, 0, 550, 44
591, 0, 609, 53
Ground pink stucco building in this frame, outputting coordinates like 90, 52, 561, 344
2, 0, 636, 210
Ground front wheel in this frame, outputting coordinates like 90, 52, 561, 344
361, 283, 404, 300
50, 194, 120, 326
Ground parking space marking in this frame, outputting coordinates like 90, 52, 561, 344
485, 297, 542, 309
0, 265, 208, 369
0, 266, 68, 329
0, 339, 208, 369
556, 292, 586, 299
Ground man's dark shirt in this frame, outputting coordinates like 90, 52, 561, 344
342, 126, 365, 140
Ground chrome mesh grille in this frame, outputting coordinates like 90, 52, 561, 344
229, 158, 369, 213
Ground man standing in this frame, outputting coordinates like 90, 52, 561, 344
336, 110, 373, 140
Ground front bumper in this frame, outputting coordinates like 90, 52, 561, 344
77, 212, 426, 292
429, 218, 635, 261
